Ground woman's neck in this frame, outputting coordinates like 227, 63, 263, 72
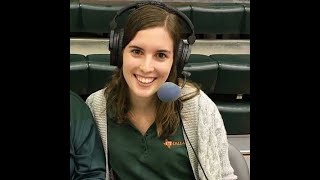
129, 95, 156, 113
128, 95, 157, 135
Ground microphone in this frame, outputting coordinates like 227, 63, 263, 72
157, 82, 181, 102
157, 71, 191, 102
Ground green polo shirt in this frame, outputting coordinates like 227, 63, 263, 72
70, 91, 106, 179
108, 117, 196, 180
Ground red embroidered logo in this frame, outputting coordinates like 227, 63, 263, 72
163, 139, 186, 149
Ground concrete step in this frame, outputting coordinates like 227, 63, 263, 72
70, 38, 250, 56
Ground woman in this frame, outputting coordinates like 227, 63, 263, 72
86, 2, 237, 180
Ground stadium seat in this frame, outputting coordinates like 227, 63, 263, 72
80, 4, 132, 34
191, 4, 245, 34
242, 4, 250, 34
87, 54, 116, 94
217, 101, 250, 135
70, 2, 82, 33
210, 54, 250, 95
176, 5, 193, 35
210, 54, 250, 135
177, 5, 192, 19
71, 3, 249, 37
184, 54, 218, 94
228, 142, 250, 180
70, 54, 89, 95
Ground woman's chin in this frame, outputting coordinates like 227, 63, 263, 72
131, 87, 158, 99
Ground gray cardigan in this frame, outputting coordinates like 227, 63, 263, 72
86, 85, 237, 180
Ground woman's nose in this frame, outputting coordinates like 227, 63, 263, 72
139, 55, 155, 73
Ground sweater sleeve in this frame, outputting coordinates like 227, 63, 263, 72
199, 91, 237, 180
85, 89, 110, 180
85, 92, 95, 116
70, 91, 106, 180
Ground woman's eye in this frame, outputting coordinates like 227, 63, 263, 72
157, 53, 167, 59
131, 49, 142, 55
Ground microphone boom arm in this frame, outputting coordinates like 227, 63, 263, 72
181, 71, 191, 89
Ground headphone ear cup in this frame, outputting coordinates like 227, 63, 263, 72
117, 29, 124, 68
176, 41, 184, 76
177, 41, 191, 76
182, 42, 191, 66
110, 30, 119, 66
109, 29, 124, 67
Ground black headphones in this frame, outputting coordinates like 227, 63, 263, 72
108, 1, 196, 77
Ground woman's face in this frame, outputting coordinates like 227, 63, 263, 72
122, 26, 174, 100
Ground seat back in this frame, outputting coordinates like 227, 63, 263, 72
211, 54, 250, 95
184, 54, 218, 94
70, 54, 88, 95
192, 4, 245, 34
81, 4, 132, 34
228, 142, 250, 180
70, 2, 82, 33
87, 54, 116, 94
70, 2, 250, 37
242, 4, 250, 34
218, 101, 250, 135
210, 54, 250, 135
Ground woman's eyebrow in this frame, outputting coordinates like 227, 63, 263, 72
157, 49, 172, 54
127, 45, 143, 50
128, 45, 171, 54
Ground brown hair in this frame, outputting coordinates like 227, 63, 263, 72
105, 5, 200, 138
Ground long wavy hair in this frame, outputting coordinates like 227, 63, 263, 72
104, 5, 200, 138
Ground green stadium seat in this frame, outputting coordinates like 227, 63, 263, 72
191, 4, 245, 34
70, 54, 89, 95
71, 3, 250, 37
184, 54, 218, 94
209, 54, 250, 135
217, 101, 250, 135
177, 6, 192, 19
70, 2, 82, 33
80, 4, 192, 35
176, 6, 193, 35
242, 5, 250, 34
80, 4, 132, 34
210, 54, 250, 95
87, 54, 116, 94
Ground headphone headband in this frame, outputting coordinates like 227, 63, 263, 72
109, 0, 196, 76
109, 1, 195, 44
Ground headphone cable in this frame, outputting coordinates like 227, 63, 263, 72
180, 71, 191, 89
177, 105, 209, 180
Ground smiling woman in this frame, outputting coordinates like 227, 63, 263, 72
122, 27, 174, 100
85, 1, 237, 180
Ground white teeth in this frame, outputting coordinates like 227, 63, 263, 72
136, 75, 155, 84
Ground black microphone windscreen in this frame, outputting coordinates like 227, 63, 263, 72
157, 82, 181, 102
